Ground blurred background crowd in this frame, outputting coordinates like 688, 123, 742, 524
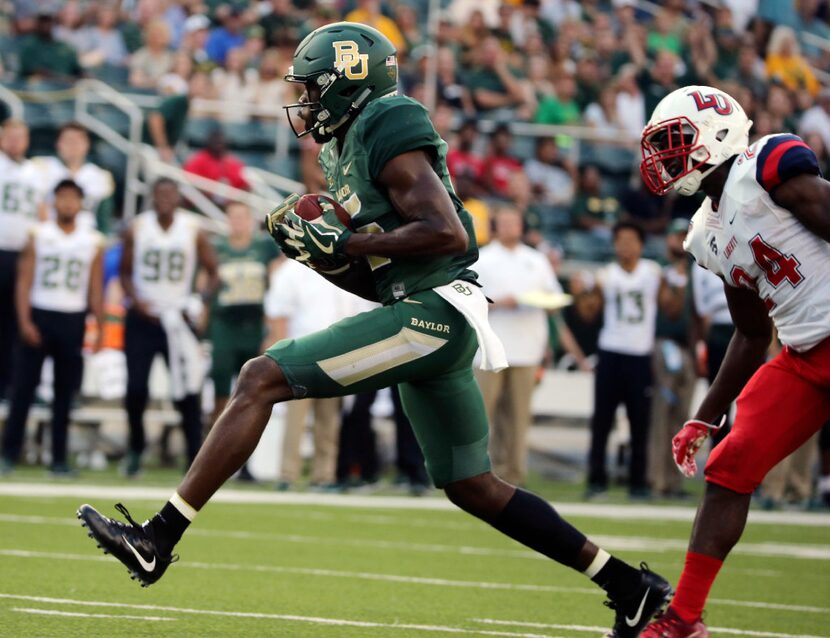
0, 0, 828, 508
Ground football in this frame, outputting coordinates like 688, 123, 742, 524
294, 194, 354, 230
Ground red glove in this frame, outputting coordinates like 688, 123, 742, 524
672, 417, 726, 478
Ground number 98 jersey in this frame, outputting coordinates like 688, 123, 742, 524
131, 210, 199, 315
684, 133, 830, 351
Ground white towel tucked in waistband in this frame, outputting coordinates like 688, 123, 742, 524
159, 309, 205, 400
434, 280, 508, 372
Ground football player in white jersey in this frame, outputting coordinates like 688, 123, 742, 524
0, 179, 104, 476
0, 119, 43, 401
639, 86, 830, 637
30, 122, 116, 233
120, 178, 219, 477
588, 221, 662, 499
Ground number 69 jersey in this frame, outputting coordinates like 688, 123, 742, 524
131, 210, 199, 315
684, 133, 830, 352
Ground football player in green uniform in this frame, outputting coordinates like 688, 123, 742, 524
208, 201, 280, 480
78, 24, 668, 636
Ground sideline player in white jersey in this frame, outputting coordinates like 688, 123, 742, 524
639, 85, 830, 637
0, 119, 42, 400
588, 221, 662, 499
0, 179, 104, 476
30, 122, 116, 233
120, 178, 218, 477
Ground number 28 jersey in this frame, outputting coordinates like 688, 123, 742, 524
684, 134, 830, 352
30, 220, 103, 313
131, 210, 199, 315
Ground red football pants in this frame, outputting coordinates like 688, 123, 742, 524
705, 337, 830, 494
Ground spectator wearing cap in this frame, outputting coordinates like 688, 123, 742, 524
345, 0, 407, 53
181, 14, 212, 67
129, 18, 174, 88
534, 75, 581, 125
183, 128, 250, 201
649, 219, 696, 499
19, 12, 83, 81
205, 6, 247, 66
467, 36, 528, 113
524, 137, 576, 207
481, 124, 522, 199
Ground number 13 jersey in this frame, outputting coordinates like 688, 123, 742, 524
131, 210, 199, 315
684, 133, 830, 352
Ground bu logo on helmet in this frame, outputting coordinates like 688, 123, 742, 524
333, 40, 369, 80
689, 90, 733, 115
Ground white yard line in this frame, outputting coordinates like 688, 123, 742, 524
12, 607, 176, 621
0, 594, 566, 638
1, 548, 827, 615
1, 512, 828, 562
1, 482, 829, 526
474, 618, 829, 638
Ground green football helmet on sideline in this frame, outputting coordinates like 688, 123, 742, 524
283, 22, 399, 143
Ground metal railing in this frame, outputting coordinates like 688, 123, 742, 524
75, 79, 144, 220
0, 81, 24, 119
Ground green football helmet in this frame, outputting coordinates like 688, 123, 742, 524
283, 22, 399, 143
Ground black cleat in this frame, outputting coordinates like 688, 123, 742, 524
604, 563, 674, 638
77, 503, 177, 587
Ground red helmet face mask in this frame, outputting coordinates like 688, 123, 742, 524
640, 116, 710, 195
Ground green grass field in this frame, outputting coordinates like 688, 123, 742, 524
0, 472, 828, 638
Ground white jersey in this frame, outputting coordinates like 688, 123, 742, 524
684, 133, 830, 352
30, 220, 103, 313
0, 153, 42, 251
131, 210, 199, 315
30, 156, 115, 230
598, 259, 662, 356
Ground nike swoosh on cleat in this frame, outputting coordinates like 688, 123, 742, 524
625, 587, 651, 627
123, 536, 156, 572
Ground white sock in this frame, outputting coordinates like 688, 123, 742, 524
169, 491, 198, 522
583, 548, 611, 579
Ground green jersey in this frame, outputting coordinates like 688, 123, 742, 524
211, 233, 280, 324
319, 95, 479, 305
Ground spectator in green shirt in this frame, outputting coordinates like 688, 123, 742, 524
144, 72, 210, 163
19, 13, 83, 81
467, 37, 528, 113
570, 164, 621, 238
534, 75, 581, 125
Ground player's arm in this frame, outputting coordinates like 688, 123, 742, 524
119, 226, 150, 318
344, 150, 468, 258
15, 236, 41, 347
770, 173, 830, 243
317, 258, 380, 302
691, 282, 772, 424
196, 230, 220, 301
88, 245, 105, 352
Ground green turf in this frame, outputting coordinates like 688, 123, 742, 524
0, 481, 827, 637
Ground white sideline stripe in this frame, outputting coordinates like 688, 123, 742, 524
0, 594, 567, 638
474, 618, 829, 638
1, 549, 828, 615
1, 482, 829, 526
1, 512, 829, 562
13, 607, 176, 621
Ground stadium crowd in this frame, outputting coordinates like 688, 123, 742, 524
0, 0, 828, 507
